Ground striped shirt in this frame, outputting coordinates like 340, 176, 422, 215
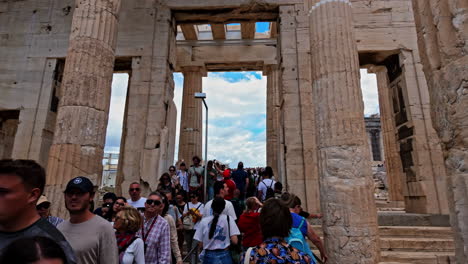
137, 215, 170, 264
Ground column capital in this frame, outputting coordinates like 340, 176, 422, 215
181, 66, 207, 77
262, 64, 278, 76
367, 65, 388, 74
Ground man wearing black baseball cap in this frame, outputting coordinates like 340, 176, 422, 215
58, 176, 118, 264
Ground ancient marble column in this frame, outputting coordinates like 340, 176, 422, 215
309, 0, 380, 262
178, 67, 205, 165
265, 66, 280, 176
45, 0, 121, 217
369, 66, 405, 203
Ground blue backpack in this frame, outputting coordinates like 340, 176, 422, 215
286, 217, 317, 263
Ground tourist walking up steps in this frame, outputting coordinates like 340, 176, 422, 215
257, 166, 276, 201
194, 197, 240, 264
203, 181, 237, 220
138, 191, 170, 264
0, 159, 76, 264
114, 206, 145, 264
36, 194, 64, 227
177, 162, 189, 192
182, 192, 204, 264
238, 197, 263, 249
58, 176, 118, 264
128, 182, 147, 212
242, 198, 313, 264
160, 192, 183, 264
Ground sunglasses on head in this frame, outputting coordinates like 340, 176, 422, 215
146, 199, 162, 206
36, 203, 50, 210
129, 188, 140, 192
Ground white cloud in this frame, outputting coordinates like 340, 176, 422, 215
105, 70, 379, 168
104, 73, 129, 153
360, 70, 380, 116
173, 72, 267, 167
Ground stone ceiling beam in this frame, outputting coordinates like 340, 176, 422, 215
176, 44, 277, 71
174, 10, 277, 24
180, 24, 199, 40
177, 38, 276, 47
241, 22, 256, 39
164, 0, 302, 9
210, 23, 226, 40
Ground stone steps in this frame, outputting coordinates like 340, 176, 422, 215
310, 225, 455, 263
380, 237, 454, 252
380, 251, 455, 263
311, 225, 454, 239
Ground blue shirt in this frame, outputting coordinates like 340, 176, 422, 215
232, 169, 248, 192
291, 212, 308, 237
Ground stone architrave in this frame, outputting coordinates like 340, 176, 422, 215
178, 66, 205, 165
309, 0, 380, 262
45, 0, 121, 217
369, 66, 405, 202
411, 0, 468, 262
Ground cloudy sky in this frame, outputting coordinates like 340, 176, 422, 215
104, 70, 378, 167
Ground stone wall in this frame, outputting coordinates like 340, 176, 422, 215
411, 0, 468, 262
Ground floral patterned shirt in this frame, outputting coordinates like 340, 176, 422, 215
242, 238, 313, 264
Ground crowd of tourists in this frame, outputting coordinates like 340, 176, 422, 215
0, 157, 328, 264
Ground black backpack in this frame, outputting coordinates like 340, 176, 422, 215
262, 180, 275, 201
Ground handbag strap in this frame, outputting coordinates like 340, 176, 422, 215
227, 215, 230, 238
243, 247, 254, 264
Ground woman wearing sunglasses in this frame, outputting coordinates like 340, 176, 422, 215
111, 197, 128, 223
114, 206, 145, 264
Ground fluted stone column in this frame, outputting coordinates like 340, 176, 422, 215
178, 67, 205, 164
45, 0, 121, 217
369, 66, 405, 203
265, 66, 280, 175
309, 0, 380, 262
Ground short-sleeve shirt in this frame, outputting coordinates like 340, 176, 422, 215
183, 202, 205, 229
0, 218, 77, 264
194, 214, 240, 250
188, 166, 204, 188
203, 199, 237, 220
128, 197, 147, 210
58, 215, 118, 264
232, 169, 248, 192
257, 179, 276, 201
242, 238, 311, 264
291, 212, 308, 237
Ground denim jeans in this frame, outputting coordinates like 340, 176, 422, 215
203, 250, 233, 264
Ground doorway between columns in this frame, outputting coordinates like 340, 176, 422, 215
173, 71, 267, 169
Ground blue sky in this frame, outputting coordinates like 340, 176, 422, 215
105, 70, 378, 167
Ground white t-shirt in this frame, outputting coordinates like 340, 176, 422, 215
257, 179, 276, 201
128, 197, 147, 209
194, 214, 240, 250
183, 202, 205, 229
202, 199, 237, 220
121, 238, 145, 264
